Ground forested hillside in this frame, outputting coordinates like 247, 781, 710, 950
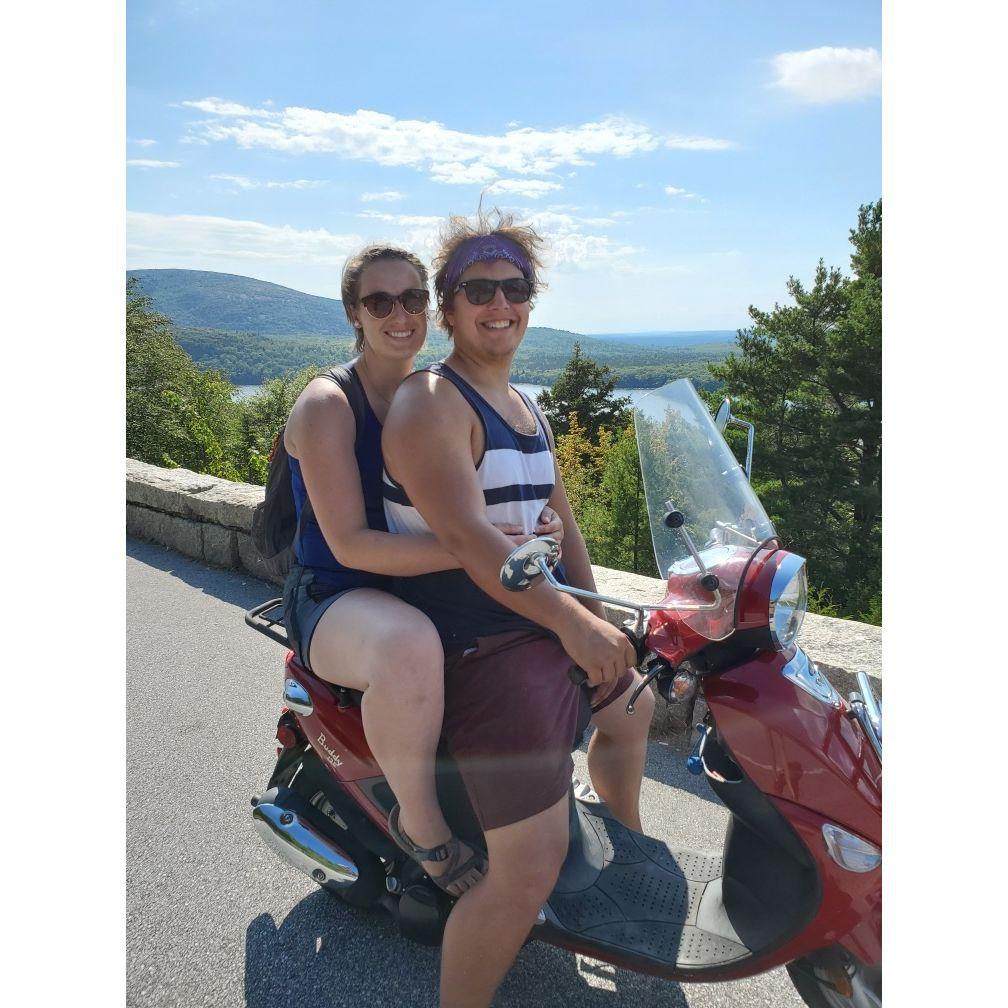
136, 269, 728, 387
126, 269, 355, 337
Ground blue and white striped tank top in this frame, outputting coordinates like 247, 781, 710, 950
383, 362, 566, 644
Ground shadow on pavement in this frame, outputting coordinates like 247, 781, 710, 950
128, 535, 279, 610
244, 891, 692, 1008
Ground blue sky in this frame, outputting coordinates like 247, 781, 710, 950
126, 0, 881, 334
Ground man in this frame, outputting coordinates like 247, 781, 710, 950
383, 215, 654, 1008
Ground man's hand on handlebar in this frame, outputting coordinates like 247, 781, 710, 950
557, 611, 638, 689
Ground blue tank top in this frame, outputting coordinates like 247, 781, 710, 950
383, 363, 567, 644
289, 367, 391, 593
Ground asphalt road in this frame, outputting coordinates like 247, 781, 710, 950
126, 537, 806, 1008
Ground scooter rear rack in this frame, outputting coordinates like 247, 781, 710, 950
246, 597, 289, 648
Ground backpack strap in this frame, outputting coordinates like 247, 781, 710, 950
294, 363, 370, 548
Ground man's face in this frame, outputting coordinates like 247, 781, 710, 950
445, 259, 531, 361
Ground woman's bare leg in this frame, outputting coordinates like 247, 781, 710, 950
308, 588, 483, 894
587, 674, 654, 832
438, 795, 569, 1008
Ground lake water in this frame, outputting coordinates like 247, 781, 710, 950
234, 382, 662, 409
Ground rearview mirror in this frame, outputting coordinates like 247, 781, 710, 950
499, 537, 561, 592
714, 398, 731, 433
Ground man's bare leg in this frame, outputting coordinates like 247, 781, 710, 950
439, 795, 569, 1008
587, 675, 655, 832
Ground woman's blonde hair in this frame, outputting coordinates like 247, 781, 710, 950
341, 244, 429, 352
432, 209, 547, 337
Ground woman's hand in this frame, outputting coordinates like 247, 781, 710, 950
535, 506, 565, 544
492, 508, 565, 551
493, 523, 534, 548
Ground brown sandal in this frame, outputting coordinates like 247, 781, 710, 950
387, 804, 487, 895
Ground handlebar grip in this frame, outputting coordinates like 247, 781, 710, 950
568, 665, 589, 686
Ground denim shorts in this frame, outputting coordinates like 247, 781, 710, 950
282, 565, 370, 670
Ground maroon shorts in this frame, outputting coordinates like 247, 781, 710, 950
441, 629, 636, 832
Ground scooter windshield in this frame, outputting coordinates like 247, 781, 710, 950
633, 380, 776, 640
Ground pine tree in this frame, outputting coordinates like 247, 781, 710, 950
537, 342, 632, 441
710, 201, 882, 621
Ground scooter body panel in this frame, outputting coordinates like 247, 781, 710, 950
704, 649, 882, 845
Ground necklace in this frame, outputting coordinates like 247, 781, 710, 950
356, 358, 395, 407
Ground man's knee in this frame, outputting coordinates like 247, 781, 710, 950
487, 804, 569, 901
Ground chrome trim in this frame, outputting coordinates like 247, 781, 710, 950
252, 802, 359, 888
848, 676, 883, 760
857, 671, 882, 739
769, 553, 807, 649
782, 647, 840, 706
770, 552, 806, 603
283, 679, 313, 717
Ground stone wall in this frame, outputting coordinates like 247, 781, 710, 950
126, 458, 882, 709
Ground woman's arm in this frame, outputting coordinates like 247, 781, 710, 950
285, 378, 460, 576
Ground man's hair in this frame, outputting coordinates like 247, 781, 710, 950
341, 245, 429, 352
432, 210, 547, 338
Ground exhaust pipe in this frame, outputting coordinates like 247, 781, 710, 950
252, 799, 359, 889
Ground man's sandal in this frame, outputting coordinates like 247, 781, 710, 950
388, 804, 487, 896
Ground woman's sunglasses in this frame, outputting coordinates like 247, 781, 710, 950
453, 277, 533, 306
359, 288, 430, 319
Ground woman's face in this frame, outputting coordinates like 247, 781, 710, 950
444, 258, 530, 360
350, 258, 428, 360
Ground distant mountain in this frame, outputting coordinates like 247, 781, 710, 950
585, 329, 738, 348
127, 269, 354, 338
128, 268, 728, 388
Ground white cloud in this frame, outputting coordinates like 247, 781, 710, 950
209, 173, 325, 190
130, 138, 158, 147
126, 211, 363, 268
128, 159, 181, 168
485, 179, 563, 199
359, 211, 442, 227
429, 161, 500, 186
361, 190, 407, 202
770, 46, 882, 104
664, 185, 702, 199
665, 135, 736, 151
182, 99, 735, 184
181, 97, 276, 118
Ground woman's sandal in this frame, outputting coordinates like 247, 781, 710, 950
388, 804, 487, 896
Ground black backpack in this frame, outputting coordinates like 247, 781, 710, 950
250, 365, 367, 581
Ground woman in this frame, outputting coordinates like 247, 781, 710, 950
282, 243, 563, 896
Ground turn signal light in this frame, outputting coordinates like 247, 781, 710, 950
822, 823, 881, 873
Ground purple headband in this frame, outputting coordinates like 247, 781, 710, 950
442, 234, 532, 295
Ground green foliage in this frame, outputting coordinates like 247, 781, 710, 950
710, 200, 882, 623
537, 342, 633, 441
126, 277, 242, 476
236, 367, 322, 486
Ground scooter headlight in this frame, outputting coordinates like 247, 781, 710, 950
769, 554, 807, 650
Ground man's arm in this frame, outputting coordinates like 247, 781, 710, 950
383, 374, 636, 686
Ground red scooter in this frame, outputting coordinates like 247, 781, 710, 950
246, 379, 882, 1008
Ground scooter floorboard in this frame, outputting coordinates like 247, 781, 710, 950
542, 806, 751, 970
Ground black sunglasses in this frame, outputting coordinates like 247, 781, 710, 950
359, 288, 430, 319
453, 277, 533, 306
